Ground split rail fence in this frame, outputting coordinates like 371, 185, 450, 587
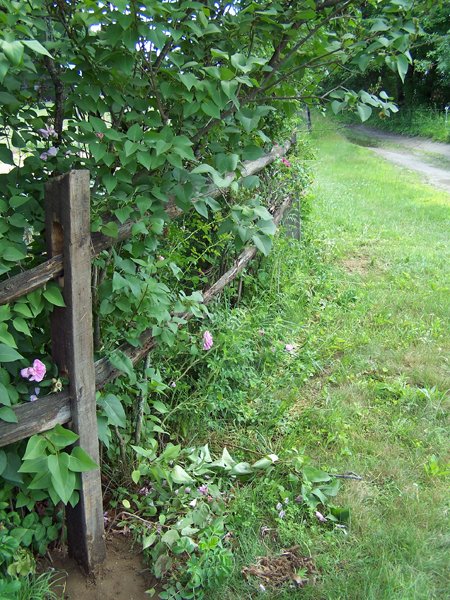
0, 138, 295, 573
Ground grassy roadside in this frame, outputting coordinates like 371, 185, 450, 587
196, 123, 450, 599
333, 108, 450, 143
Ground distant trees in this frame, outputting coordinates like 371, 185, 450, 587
329, 0, 449, 109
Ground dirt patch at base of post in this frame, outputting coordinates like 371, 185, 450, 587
48, 534, 158, 600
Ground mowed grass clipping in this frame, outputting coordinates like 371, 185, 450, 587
210, 124, 449, 599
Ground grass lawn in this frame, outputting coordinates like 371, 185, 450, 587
204, 123, 449, 599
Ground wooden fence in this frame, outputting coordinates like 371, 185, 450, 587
0, 139, 295, 573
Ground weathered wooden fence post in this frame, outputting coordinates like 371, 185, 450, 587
45, 170, 106, 572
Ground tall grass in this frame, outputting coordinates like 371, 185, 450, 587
334, 106, 450, 142
372, 106, 450, 142
194, 122, 449, 598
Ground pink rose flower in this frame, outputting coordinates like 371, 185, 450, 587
21, 359, 46, 383
281, 157, 291, 167
202, 330, 213, 351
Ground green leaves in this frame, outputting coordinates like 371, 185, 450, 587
201, 101, 221, 119
171, 465, 194, 484
45, 425, 79, 449
108, 350, 136, 383
97, 393, 126, 428
357, 103, 372, 122
0, 344, 23, 363
2, 246, 27, 262
0, 144, 13, 165
179, 72, 199, 91
0, 406, 18, 423
0, 41, 24, 66
43, 283, 65, 307
303, 466, 331, 484
127, 124, 143, 142
47, 454, 74, 505
23, 436, 47, 461
68, 447, 99, 472
102, 173, 117, 194
21, 40, 52, 58
161, 529, 180, 547
252, 234, 272, 256
18, 428, 98, 505
396, 54, 409, 82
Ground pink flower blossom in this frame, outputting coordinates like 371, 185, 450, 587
285, 344, 294, 352
21, 359, 46, 383
29, 394, 38, 402
281, 157, 291, 167
198, 484, 209, 495
95, 132, 104, 140
202, 330, 213, 351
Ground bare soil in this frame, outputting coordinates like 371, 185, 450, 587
49, 535, 158, 600
341, 255, 372, 275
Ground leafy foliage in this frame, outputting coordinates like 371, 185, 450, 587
0, 1, 420, 596
108, 440, 344, 599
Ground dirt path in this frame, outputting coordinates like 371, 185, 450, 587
347, 125, 450, 194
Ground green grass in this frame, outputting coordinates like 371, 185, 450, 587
192, 123, 450, 599
16, 571, 64, 600
335, 106, 450, 142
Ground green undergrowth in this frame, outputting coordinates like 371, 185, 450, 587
333, 106, 450, 142
137, 122, 450, 598
64, 120, 450, 600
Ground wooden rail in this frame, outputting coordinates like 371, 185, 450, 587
0, 135, 296, 573
0, 194, 293, 447
0, 138, 293, 306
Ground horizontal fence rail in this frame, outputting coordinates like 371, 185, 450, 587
0, 135, 297, 572
0, 138, 294, 306
0, 194, 293, 448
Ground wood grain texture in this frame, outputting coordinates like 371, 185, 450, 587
0, 255, 64, 305
0, 392, 71, 448
46, 171, 106, 572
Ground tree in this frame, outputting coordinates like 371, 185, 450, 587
0, 0, 416, 382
